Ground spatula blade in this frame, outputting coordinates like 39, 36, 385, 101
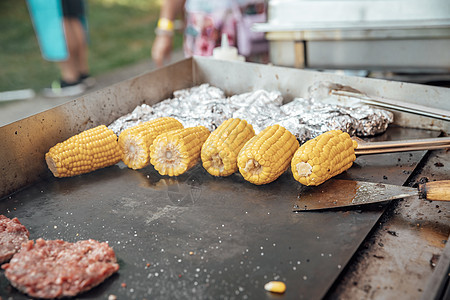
293, 179, 418, 211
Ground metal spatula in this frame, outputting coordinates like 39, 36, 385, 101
293, 179, 450, 211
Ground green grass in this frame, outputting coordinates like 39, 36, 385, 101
0, 0, 183, 92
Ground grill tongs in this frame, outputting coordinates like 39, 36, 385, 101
310, 81, 450, 122
331, 89, 450, 122
354, 136, 450, 155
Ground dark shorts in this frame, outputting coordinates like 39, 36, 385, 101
62, 0, 85, 18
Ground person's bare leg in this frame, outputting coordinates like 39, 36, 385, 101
70, 17, 89, 76
58, 18, 80, 83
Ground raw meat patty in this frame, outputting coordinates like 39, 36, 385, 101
2, 238, 119, 299
0, 215, 29, 264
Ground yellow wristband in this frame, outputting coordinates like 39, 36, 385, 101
157, 18, 174, 31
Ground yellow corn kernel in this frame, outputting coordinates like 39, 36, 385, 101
118, 117, 183, 170
291, 130, 358, 186
150, 126, 210, 176
201, 118, 255, 177
237, 125, 299, 185
264, 281, 286, 294
45, 125, 122, 178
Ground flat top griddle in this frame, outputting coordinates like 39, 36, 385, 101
0, 127, 438, 299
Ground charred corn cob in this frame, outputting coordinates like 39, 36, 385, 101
150, 126, 210, 176
45, 125, 121, 178
291, 130, 358, 186
201, 118, 255, 177
118, 117, 183, 170
237, 125, 299, 185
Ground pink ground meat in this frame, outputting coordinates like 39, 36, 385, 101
2, 238, 119, 299
0, 215, 29, 264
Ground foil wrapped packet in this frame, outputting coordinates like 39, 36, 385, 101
108, 82, 393, 143
306, 81, 394, 137
173, 83, 226, 101
108, 104, 155, 136
276, 97, 392, 143
229, 90, 285, 133
108, 84, 228, 135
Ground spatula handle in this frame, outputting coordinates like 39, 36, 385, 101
419, 180, 450, 201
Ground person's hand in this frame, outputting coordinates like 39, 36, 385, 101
152, 34, 173, 67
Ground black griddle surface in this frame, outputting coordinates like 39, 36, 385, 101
0, 127, 438, 299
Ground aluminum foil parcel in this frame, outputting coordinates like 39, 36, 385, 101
108, 83, 393, 143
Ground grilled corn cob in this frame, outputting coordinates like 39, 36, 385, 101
150, 126, 210, 176
291, 130, 358, 186
201, 118, 255, 177
237, 124, 299, 185
45, 125, 121, 178
118, 117, 183, 170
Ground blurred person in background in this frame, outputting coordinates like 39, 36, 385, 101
151, 0, 268, 67
27, 0, 95, 98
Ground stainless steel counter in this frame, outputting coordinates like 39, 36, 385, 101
255, 0, 450, 72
